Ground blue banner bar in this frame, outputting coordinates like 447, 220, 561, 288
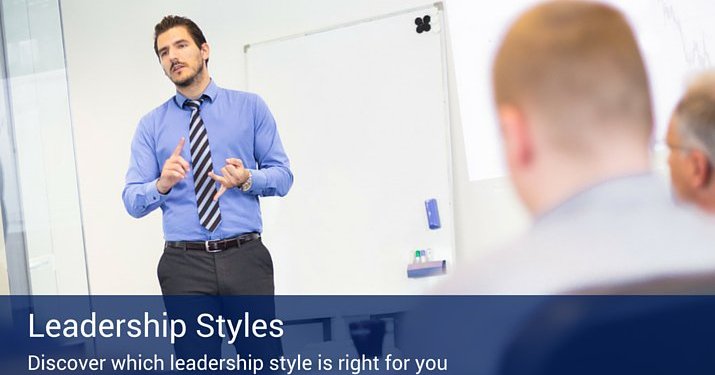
1, 296, 713, 374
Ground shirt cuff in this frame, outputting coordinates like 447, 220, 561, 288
145, 179, 169, 204
244, 169, 266, 195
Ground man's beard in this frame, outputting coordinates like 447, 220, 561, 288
172, 61, 204, 87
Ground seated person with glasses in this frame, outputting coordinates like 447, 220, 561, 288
667, 72, 715, 214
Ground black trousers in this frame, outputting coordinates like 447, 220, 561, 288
158, 238, 282, 365
158, 237, 274, 295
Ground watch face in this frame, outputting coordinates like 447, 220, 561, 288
241, 174, 252, 191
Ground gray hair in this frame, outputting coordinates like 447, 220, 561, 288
673, 72, 715, 159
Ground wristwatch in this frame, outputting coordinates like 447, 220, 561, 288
240, 171, 253, 192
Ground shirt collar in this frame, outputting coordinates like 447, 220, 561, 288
173, 79, 219, 108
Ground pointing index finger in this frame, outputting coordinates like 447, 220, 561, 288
172, 137, 185, 157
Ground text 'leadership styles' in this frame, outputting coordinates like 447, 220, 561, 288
29, 311, 284, 345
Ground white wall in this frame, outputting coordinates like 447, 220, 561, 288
61, 0, 528, 294
447, 0, 715, 181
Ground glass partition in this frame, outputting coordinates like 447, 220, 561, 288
0, 0, 88, 294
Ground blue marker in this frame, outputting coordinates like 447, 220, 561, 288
425, 199, 441, 230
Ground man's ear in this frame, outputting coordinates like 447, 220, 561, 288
498, 104, 533, 169
689, 150, 712, 188
200, 42, 210, 64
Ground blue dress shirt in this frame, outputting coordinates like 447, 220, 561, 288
123, 80, 293, 241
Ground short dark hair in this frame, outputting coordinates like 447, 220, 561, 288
153, 15, 208, 65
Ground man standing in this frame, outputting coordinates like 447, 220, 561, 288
449, 1, 715, 294
123, 15, 293, 296
667, 72, 715, 214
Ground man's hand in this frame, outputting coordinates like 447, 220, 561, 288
208, 158, 250, 201
157, 137, 190, 194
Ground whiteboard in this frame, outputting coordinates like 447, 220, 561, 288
245, 4, 455, 294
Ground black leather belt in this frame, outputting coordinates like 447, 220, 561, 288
165, 233, 260, 253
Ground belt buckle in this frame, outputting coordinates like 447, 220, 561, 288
205, 240, 222, 253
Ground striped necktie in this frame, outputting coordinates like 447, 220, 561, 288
184, 98, 222, 232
